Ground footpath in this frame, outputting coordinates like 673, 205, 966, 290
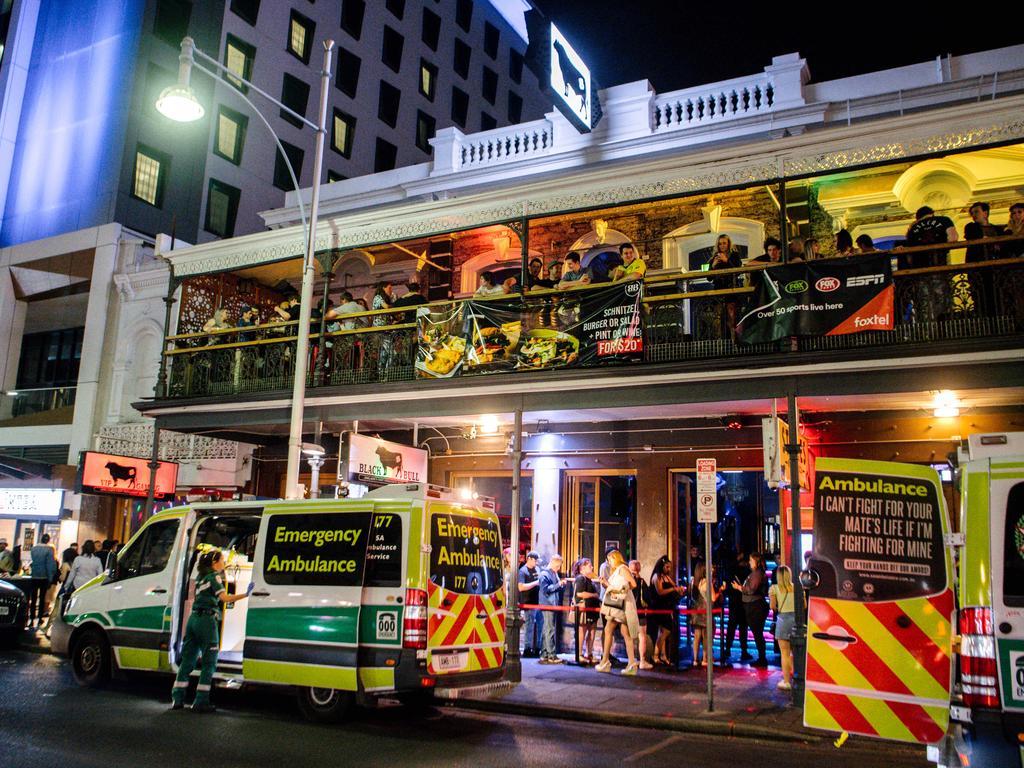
439, 656, 926, 759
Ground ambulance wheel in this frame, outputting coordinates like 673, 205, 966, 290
296, 686, 353, 723
71, 628, 110, 688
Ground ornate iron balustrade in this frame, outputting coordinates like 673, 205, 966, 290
160, 243, 1024, 400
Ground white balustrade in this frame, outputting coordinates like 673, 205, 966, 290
456, 118, 555, 169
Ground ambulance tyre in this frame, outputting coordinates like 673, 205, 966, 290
296, 686, 353, 723
71, 628, 111, 688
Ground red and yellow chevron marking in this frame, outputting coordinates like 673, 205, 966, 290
804, 589, 954, 744
426, 581, 505, 675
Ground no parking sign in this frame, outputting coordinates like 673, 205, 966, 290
696, 458, 718, 523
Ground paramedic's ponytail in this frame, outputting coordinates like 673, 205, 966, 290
197, 549, 221, 576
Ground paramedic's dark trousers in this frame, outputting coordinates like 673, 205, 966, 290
172, 612, 219, 706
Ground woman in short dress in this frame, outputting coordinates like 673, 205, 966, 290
770, 565, 796, 690
596, 549, 639, 675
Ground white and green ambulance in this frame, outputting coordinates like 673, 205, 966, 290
52, 483, 507, 721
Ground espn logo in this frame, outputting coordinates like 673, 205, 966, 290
846, 274, 885, 287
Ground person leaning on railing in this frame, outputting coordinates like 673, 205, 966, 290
1006, 202, 1024, 257
611, 243, 646, 281
557, 252, 591, 289
708, 235, 744, 341
897, 206, 959, 325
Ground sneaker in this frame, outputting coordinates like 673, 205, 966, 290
170, 701, 184, 711
595, 660, 612, 673
777, 680, 792, 691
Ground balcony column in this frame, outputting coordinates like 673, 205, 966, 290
0, 264, 26, 418
68, 225, 120, 461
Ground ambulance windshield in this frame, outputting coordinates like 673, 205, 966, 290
429, 510, 502, 595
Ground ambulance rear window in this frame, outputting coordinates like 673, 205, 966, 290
262, 512, 370, 587
1003, 483, 1024, 607
429, 511, 502, 595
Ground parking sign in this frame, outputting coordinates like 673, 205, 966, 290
696, 458, 717, 523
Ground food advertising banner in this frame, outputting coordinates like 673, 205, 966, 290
417, 283, 643, 378
737, 253, 894, 344
343, 433, 428, 486
77, 451, 178, 501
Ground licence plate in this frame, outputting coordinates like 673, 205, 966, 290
433, 651, 468, 672
0, 606, 9, 616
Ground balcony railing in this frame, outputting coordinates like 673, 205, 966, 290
158, 241, 1024, 401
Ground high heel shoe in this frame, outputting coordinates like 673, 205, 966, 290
595, 660, 611, 673
639, 661, 654, 670
621, 663, 639, 676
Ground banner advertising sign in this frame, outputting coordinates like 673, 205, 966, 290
0, 488, 63, 518
77, 451, 178, 501
418, 283, 643, 379
737, 254, 894, 344
803, 458, 954, 745
343, 433, 428, 486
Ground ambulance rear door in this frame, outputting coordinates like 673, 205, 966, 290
243, 501, 374, 691
989, 459, 1024, 713
804, 458, 955, 745
425, 502, 506, 677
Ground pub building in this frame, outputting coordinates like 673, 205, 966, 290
125, 43, 1023, 578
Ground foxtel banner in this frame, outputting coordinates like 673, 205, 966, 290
736, 253, 894, 344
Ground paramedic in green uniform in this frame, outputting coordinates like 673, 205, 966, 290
171, 549, 252, 712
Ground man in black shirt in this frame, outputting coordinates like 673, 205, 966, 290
517, 551, 542, 657
901, 206, 958, 324
749, 237, 783, 264
526, 258, 555, 290
391, 281, 428, 323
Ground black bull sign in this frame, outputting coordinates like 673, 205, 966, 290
736, 254, 895, 344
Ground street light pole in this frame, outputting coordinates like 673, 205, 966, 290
157, 36, 334, 501
285, 40, 334, 500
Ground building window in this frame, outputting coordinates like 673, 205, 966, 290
273, 140, 305, 191
378, 81, 400, 128
482, 66, 497, 105
280, 73, 310, 128
374, 138, 397, 172
507, 91, 522, 124
415, 110, 436, 153
16, 328, 84, 389
214, 105, 248, 164
451, 86, 468, 128
153, 0, 191, 47
385, 0, 404, 19
205, 179, 241, 237
335, 48, 360, 98
453, 39, 470, 79
332, 108, 356, 158
509, 48, 524, 84
229, 0, 260, 26
421, 7, 440, 51
483, 21, 499, 59
480, 112, 496, 131
328, 169, 347, 183
131, 145, 168, 207
287, 9, 315, 64
381, 26, 403, 74
340, 0, 364, 41
455, 0, 472, 32
419, 59, 437, 101
224, 34, 256, 92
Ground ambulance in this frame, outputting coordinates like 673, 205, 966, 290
51, 484, 507, 721
943, 432, 1024, 767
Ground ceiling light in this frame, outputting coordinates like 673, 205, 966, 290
932, 390, 960, 419
480, 415, 499, 435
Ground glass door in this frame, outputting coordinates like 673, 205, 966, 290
563, 471, 636, 568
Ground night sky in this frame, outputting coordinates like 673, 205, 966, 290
532, 1, 1024, 92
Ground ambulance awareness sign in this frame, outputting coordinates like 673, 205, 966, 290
812, 459, 946, 600
737, 253, 894, 344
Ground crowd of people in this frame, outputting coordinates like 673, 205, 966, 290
474, 244, 647, 297
0, 536, 119, 636
513, 546, 795, 684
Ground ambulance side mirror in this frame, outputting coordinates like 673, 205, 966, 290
799, 569, 819, 591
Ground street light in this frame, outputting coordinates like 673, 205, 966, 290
302, 442, 326, 499
157, 36, 334, 501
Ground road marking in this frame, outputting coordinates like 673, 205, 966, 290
624, 733, 683, 763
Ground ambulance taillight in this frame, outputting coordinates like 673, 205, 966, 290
958, 607, 1000, 708
403, 588, 428, 649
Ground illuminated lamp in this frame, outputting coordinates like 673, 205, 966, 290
932, 390, 961, 419
156, 84, 204, 122
480, 415, 500, 435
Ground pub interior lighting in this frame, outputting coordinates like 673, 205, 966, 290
480, 415, 500, 435
932, 391, 961, 419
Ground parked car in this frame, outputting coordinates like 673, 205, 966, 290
0, 578, 28, 645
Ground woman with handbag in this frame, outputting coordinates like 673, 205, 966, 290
732, 552, 770, 667
769, 565, 796, 690
596, 549, 640, 675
